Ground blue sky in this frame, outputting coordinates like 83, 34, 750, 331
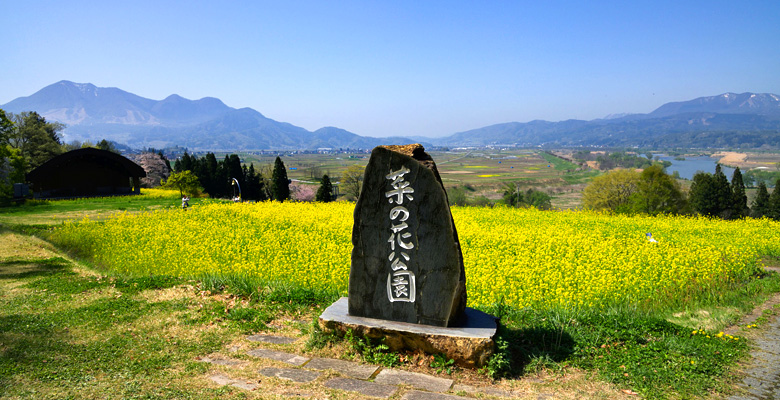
2, 1, 779, 138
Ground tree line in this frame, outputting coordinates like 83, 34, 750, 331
166, 153, 337, 203
583, 163, 780, 220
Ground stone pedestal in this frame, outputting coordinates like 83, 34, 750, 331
320, 298, 497, 368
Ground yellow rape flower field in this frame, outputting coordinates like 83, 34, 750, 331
48, 201, 780, 312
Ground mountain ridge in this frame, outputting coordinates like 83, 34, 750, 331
3, 81, 779, 150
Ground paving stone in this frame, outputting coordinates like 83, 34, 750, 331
305, 357, 380, 379
400, 390, 464, 400
209, 373, 236, 386
198, 356, 246, 366
259, 367, 321, 383
247, 348, 310, 366
374, 369, 453, 393
324, 377, 397, 399
247, 334, 298, 344
282, 391, 315, 398
231, 381, 259, 390
451, 383, 514, 398
208, 374, 259, 391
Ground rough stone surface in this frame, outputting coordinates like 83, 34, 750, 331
198, 356, 245, 367
246, 334, 298, 344
247, 348, 309, 366
259, 367, 321, 383
208, 373, 237, 386
320, 297, 496, 367
374, 368, 453, 393
208, 374, 258, 391
400, 390, 464, 400
305, 357, 380, 380
349, 144, 466, 327
727, 309, 780, 400
231, 381, 259, 391
324, 377, 398, 398
451, 383, 515, 398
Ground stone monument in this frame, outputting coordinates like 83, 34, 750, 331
320, 144, 496, 367
348, 144, 467, 327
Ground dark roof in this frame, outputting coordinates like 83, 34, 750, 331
27, 148, 146, 181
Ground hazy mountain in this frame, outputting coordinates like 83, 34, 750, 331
438, 92, 780, 148
1, 81, 416, 150
4, 82, 779, 150
648, 92, 780, 119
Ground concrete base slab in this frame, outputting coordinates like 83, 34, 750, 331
319, 297, 497, 367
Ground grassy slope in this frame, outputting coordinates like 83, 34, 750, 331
3, 195, 780, 399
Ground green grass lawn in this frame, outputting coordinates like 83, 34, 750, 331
3, 194, 780, 399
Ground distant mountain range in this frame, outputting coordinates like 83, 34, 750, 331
442, 92, 780, 148
1, 81, 416, 150
3, 81, 780, 150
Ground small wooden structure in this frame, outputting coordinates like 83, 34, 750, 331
26, 148, 146, 199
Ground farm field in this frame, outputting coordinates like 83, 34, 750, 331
4, 192, 780, 398
217, 149, 596, 208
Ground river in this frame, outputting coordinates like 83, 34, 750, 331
654, 154, 735, 180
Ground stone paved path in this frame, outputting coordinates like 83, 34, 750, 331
202, 334, 520, 399
727, 308, 780, 400
203, 310, 780, 400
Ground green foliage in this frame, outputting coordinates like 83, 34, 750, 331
171, 152, 268, 200
448, 186, 468, 206
769, 178, 780, 220
629, 164, 686, 215
161, 170, 202, 197
341, 164, 364, 200
751, 182, 771, 218
481, 338, 510, 379
344, 330, 399, 367
304, 318, 340, 350
582, 169, 640, 212
730, 167, 748, 218
501, 183, 552, 210
270, 156, 290, 201
690, 172, 718, 217
9, 111, 65, 173
743, 168, 780, 188
574, 150, 655, 170
315, 174, 334, 202
431, 354, 456, 374
0, 108, 13, 144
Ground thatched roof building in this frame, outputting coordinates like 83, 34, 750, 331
27, 148, 146, 199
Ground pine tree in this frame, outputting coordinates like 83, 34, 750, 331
730, 167, 748, 218
316, 174, 334, 202
768, 179, 780, 220
690, 172, 717, 217
713, 164, 733, 219
270, 156, 290, 201
751, 182, 770, 218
